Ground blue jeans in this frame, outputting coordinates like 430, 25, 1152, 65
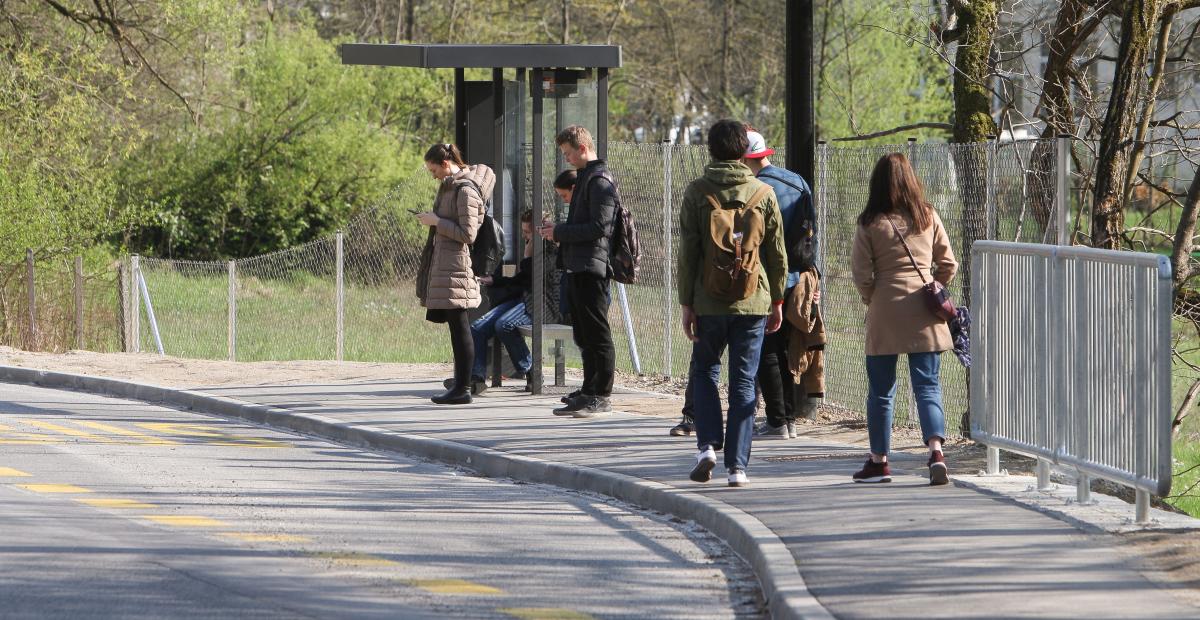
690, 314, 767, 472
471, 300, 533, 379
865, 352, 947, 455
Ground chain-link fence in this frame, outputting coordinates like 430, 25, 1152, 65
0, 253, 122, 354
126, 139, 1080, 436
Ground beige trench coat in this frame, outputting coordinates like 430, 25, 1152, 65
417, 164, 495, 310
850, 210, 958, 356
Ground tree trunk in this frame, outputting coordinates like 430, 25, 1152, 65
719, 0, 734, 116
405, 0, 416, 42
950, 0, 999, 143
1170, 163, 1200, 292
1121, 7, 1176, 210
561, 0, 570, 44
1090, 0, 1164, 250
1025, 1, 1103, 235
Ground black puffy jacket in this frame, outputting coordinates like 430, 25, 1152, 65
554, 159, 618, 278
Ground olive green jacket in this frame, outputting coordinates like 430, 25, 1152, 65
677, 161, 788, 316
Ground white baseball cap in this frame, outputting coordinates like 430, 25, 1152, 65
744, 130, 775, 159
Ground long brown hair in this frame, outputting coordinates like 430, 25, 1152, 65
424, 142, 467, 167
857, 152, 933, 231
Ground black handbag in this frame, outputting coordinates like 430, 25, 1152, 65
887, 218, 957, 322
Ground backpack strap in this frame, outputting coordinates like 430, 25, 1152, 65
745, 184, 773, 210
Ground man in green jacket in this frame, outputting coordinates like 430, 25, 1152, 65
679, 120, 788, 488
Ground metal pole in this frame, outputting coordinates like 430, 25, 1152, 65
1036, 458, 1052, 491
131, 255, 141, 354
597, 67, 608, 160
116, 263, 128, 352
227, 260, 236, 362
907, 137, 918, 167
137, 270, 165, 356
1076, 472, 1092, 504
531, 67, 545, 395
986, 136, 997, 240
335, 230, 345, 362
617, 283, 642, 374
25, 249, 36, 350
1056, 134, 1071, 246
1135, 490, 1151, 524
455, 67, 467, 154
492, 67, 506, 387
986, 446, 1000, 475
74, 256, 84, 350
662, 141, 674, 377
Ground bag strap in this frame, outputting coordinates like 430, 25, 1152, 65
886, 217, 930, 285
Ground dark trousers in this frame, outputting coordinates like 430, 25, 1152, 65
757, 302, 796, 427
566, 273, 615, 397
445, 309, 474, 391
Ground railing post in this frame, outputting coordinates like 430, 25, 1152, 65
1076, 472, 1092, 504
662, 141, 674, 377
116, 262, 128, 352
986, 136, 997, 240
1055, 134, 1071, 246
227, 260, 236, 362
74, 256, 84, 350
1036, 458, 1052, 491
986, 446, 1000, 475
335, 230, 345, 362
130, 255, 141, 354
1136, 490, 1151, 524
25, 249, 36, 351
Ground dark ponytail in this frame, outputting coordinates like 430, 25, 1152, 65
425, 143, 467, 168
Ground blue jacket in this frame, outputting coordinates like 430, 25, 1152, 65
755, 165, 814, 290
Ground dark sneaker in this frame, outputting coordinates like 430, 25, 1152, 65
553, 394, 591, 416
690, 446, 717, 483
669, 417, 695, 437
571, 396, 612, 418
561, 389, 582, 404
754, 422, 788, 439
431, 388, 472, 405
852, 458, 892, 483
441, 377, 487, 395
928, 450, 949, 486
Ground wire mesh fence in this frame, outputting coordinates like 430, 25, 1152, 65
0, 254, 122, 354
122, 139, 1110, 437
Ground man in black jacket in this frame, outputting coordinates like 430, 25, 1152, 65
538, 125, 618, 417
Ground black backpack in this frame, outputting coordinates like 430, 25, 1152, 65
456, 179, 506, 278
759, 172, 818, 272
592, 171, 640, 284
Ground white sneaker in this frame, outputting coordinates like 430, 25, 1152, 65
728, 470, 749, 487
786, 421, 797, 439
689, 446, 717, 483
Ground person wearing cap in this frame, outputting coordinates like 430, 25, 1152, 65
743, 128, 819, 440
678, 120, 788, 488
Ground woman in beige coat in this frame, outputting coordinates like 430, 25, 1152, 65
849, 153, 958, 486
415, 143, 495, 405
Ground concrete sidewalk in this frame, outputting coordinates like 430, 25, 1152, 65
3, 367, 1196, 619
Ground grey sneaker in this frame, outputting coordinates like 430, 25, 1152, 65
754, 422, 788, 438
786, 421, 797, 439
571, 396, 612, 418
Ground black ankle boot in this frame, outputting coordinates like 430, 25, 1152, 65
431, 386, 472, 405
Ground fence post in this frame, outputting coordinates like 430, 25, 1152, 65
986, 136, 997, 241
24, 249, 36, 351
335, 230, 345, 362
116, 263, 128, 352
74, 256, 84, 350
1055, 134, 1071, 246
662, 141, 674, 377
227, 260, 236, 362
130, 255, 141, 353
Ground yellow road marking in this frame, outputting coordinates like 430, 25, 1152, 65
135, 423, 289, 448
141, 515, 229, 528
0, 467, 31, 477
499, 608, 594, 620
17, 483, 92, 494
406, 579, 504, 595
308, 551, 401, 567
77, 498, 155, 509
74, 420, 179, 445
22, 420, 113, 443
0, 423, 56, 443
218, 532, 312, 543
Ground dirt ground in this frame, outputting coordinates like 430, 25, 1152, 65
2, 347, 1198, 603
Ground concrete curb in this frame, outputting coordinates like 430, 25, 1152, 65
0, 365, 832, 620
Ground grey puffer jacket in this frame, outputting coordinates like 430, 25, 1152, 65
554, 159, 618, 278
416, 164, 496, 310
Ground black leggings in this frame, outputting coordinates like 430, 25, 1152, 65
445, 309, 474, 390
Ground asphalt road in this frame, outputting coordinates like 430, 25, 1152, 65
0, 383, 762, 619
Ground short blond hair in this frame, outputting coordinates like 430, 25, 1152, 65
555, 125, 595, 151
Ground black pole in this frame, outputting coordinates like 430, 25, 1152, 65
786, 0, 815, 182
491, 67, 505, 387
531, 68, 544, 395
455, 68, 467, 154
597, 67, 609, 159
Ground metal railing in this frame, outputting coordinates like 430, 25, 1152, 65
970, 240, 1174, 523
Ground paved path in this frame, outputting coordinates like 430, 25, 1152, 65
192, 378, 1200, 619
0, 383, 760, 619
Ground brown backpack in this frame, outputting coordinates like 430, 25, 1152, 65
701, 183, 773, 302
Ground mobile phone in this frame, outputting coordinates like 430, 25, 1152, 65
409, 208, 422, 215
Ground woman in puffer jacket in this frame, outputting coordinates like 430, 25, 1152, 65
415, 143, 496, 404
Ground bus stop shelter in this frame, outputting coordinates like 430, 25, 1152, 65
340, 44, 622, 394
